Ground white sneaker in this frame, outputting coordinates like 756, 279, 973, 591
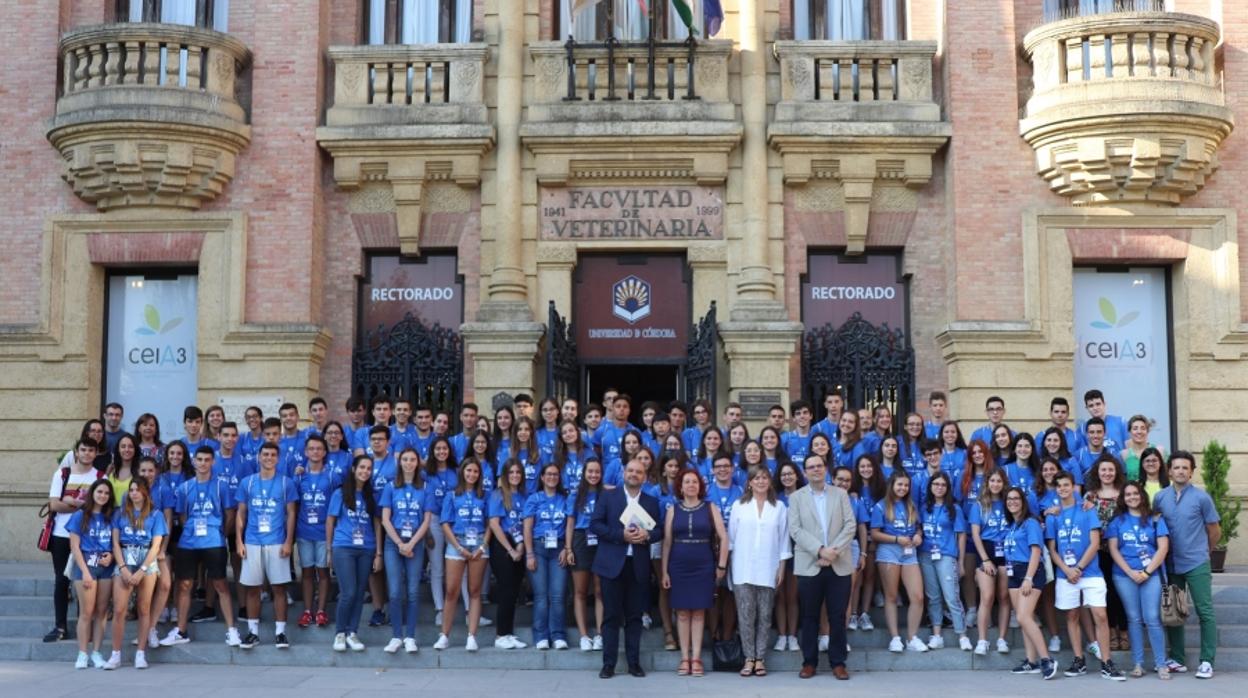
848, 614, 859, 631
974, 639, 989, 656
965, 608, 978, 627
1049, 635, 1061, 653
553, 639, 569, 650
908, 636, 929, 653
103, 651, 122, 670
774, 635, 787, 651
874, 591, 885, 608
592, 635, 602, 651
495, 635, 517, 649
1009, 611, 1019, 628
346, 633, 365, 651
889, 636, 905, 653
333, 633, 347, 652
465, 635, 478, 652
433, 634, 450, 650
404, 638, 419, 653
1195, 662, 1213, 679
581, 636, 593, 651
1087, 641, 1102, 660
959, 636, 974, 651
225, 627, 242, 647
148, 628, 160, 648
511, 635, 529, 649
74, 651, 89, 669
478, 616, 493, 627
134, 650, 148, 669
131, 636, 138, 646
859, 612, 874, 631
928, 634, 945, 649
384, 638, 403, 653
90, 651, 106, 669
536, 639, 550, 650
641, 613, 652, 629
996, 637, 1010, 654
788, 635, 799, 651
818, 635, 830, 652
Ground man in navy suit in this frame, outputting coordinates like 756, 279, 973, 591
590, 459, 662, 678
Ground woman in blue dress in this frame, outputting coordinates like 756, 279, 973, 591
662, 466, 728, 677
654, 449, 686, 650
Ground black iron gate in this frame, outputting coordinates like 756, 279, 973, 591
683, 302, 718, 408
545, 301, 580, 404
352, 312, 462, 415
801, 312, 915, 417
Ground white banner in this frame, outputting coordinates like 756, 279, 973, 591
1072, 268, 1172, 449
105, 275, 198, 441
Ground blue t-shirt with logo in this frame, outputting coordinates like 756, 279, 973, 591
1105, 513, 1169, 577
1045, 503, 1103, 579
597, 423, 638, 470
68, 511, 114, 554
1006, 462, 1038, 494
379, 482, 431, 541
212, 451, 247, 504
560, 448, 594, 493
969, 499, 1009, 543
920, 502, 965, 557
425, 468, 456, 518
389, 424, 418, 454
782, 429, 813, 462
870, 500, 919, 538
440, 490, 489, 540
237, 473, 297, 546
176, 477, 229, 549
295, 468, 339, 541
1001, 518, 1045, 565
536, 426, 559, 463
568, 489, 600, 530
328, 489, 376, 549
113, 507, 168, 547
706, 481, 744, 528
523, 491, 569, 544
489, 489, 527, 543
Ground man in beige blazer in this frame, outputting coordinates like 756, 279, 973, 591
787, 454, 857, 679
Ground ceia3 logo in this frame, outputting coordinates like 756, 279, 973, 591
612, 275, 651, 324
1083, 297, 1148, 362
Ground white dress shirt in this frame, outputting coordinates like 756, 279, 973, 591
728, 497, 792, 588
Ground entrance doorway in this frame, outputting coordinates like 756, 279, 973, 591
585, 364, 680, 427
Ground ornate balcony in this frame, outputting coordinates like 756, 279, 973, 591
1021, 12, 1234, 206
47, 23, 251, 210
769, 41, 950, 253
316, 43, 494, 255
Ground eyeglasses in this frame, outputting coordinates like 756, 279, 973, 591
1005, 496, 1023, 502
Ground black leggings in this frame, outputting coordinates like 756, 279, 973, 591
50, 535, 71, 630
1098, 549, 1127, 631
488, 538, 525, 637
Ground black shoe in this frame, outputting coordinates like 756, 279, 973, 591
240, 632, 259, 649
274, 633, 290, 649
1065, 656, 1087, 677
599, 666, 615, 679
193, 587, 206, 601
368, 609, 386, 627
237, 609, 250, 621
628, 665, 646, 678
42, 627, 66, 643
189, 607, 217, 623
1100, 661, 1126, 682
1042, 658, 1059, 680
1012, 660, 1040, 675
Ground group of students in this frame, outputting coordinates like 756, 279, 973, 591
45, 389, 1221, 682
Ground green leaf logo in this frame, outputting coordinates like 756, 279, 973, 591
134, 304, 184, 336
1090, 298, 1138, 330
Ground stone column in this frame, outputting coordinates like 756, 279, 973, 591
720, 0, 803, 414
461, 0, 542, 409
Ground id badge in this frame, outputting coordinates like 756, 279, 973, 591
902, 546, 915, 557
194, 518, 208, 537
1141, 554, 1153, 569
1006, 564, 1014, 577
587, 533, 599, 547
352, 528, 365, 546
306, 512, 319, 525
86, 553, 100, 567
512, 530, 524, 545
544, 528, 558, 549
994, 545, 1005, 559
124, 547, 141, 566
1063, 550, 1077, 567
930, 550, 942, 561
257, 514, 272, 534
400, 523, 414, 540
464, 527, 480, 548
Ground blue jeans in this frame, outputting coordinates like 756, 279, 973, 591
384, 540, 426, 640
1112, 572, 1166, 669
332, 547, 372, 634
528, 546, 567, 643
919, 553, 966, 634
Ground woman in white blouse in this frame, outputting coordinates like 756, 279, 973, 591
728, 465, 792, 677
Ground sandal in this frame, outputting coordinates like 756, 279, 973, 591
740, 658, 756, 677
665, 633, 678, 651
691, 658, 705, 677
677, 658, 690, 676
754, 659, 767, 677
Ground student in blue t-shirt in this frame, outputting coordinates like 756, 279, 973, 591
434, 458, 491, 652
897, 413, 927, 478
938, 421, 968, 483
379, 448, 433, 653
179, 406, 220, 455
969, 468, 1011, 655
467, 430, 498, 493
1072, 418, 1112, 481
596, 395, 638, 473
833, 411, 868, 470
235, 443, 299, 649
322, 421, 352, 482
295, 435, 338, 629
1005, 433, 1041, 495
849, 453, 885, 630
277, 402, 308, 477
1000, 486, 1055, 678
511, 418, 543, 492
1106, 481, 1170, 678
107, 478, 167, 668
68, 479, 116, 669
327, 455, 382, 651
1046, 470, 1122, 679
566, 459, 605, 651
555, 421, 595, 493
683, 398, 714, 457
388, 399, 418, 454
969, 396, 1009, 447
424, 437, 457, 620
536, 398, 562, 464
1039, 427, 1078, 480
781, 399, 814, 462
524, 463, 571, 649
870, 471, 927, 653
488, 460, 529, 650
918, 472, 970, 651
1081, 390, 1128, 454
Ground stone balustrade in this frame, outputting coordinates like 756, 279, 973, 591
773, 40, 940, 123
325, 43, 489, 127
48, 23, 251, 210
1021, 11, 1234, 205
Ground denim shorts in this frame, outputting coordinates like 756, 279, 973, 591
1006, 561, 1047, 589
68, 562, 115, 582
446, 542, 490, 561
875, 542, 919, 566
850, 539, 861, 569
297, 538, 328, 568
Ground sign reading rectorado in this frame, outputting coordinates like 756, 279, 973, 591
540, 186, 725, 240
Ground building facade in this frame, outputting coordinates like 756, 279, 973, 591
1, 0, 1245, 561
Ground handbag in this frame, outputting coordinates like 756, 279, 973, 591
1160, 564, 1190, 627
711, 636, 744, 672
37, 467, 71, 552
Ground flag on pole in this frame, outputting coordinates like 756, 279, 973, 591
571, 0, 596, 17
703, 0, 723, 37
670, 0, 696, 34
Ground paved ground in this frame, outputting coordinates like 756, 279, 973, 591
0, 661, 1235, 697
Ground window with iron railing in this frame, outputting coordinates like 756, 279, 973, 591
364, 0, 472, 45
1042, 0, 1167, 24
792, 0, 906, 41
558, 0, 701, 41
115, 0, 228, 31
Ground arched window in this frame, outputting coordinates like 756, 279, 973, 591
1042, 0, 1165, 23
792, 0, 905, 40
364, 0, 472, 44
115, 0, 228, 31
